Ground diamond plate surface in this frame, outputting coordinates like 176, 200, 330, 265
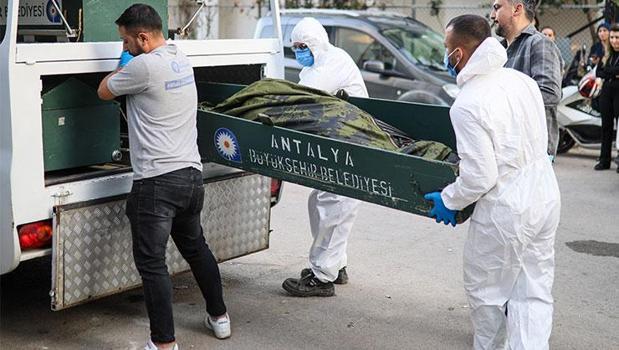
52, 174, 271, 310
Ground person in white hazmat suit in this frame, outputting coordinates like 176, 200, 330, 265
423, 15, 561, 349
281, 17, 369, 297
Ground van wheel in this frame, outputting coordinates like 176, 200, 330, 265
557, 128, 575, 154
398, 90, 448, 106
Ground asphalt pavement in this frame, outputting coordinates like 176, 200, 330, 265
1, 148, 617, 350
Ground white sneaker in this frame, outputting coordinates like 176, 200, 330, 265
205, 313, 231, 339
144, 339, 178, 350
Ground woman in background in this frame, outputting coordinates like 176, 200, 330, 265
594, 23, 619, 172
589, 23, 610, 67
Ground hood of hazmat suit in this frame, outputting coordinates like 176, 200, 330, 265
291, 17, 369, 98
440, 37, 561, 350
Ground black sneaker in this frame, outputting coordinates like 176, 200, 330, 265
282, 272, 335, 297
594, 162, 611, 170
300, 267, 348, 285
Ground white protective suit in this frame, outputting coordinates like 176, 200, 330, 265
440, 38, 561, 350
291, 17, 369, 283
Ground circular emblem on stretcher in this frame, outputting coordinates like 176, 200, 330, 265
214, 128, 242, 163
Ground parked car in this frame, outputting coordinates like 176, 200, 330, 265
255, 9, 458, 105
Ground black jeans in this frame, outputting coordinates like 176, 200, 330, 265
126, 167, 227, 343
598, 86, 619, 164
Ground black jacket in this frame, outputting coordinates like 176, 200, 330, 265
596, 52, 619, 90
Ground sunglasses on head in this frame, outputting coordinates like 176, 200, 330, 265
291, 43, 308, 51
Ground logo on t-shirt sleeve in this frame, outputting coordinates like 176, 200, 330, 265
214, 128, 242, 163
171, 60, 191, 74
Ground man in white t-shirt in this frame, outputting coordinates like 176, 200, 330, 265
97, 4, 229, 349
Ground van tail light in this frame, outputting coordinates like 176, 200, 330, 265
18, 220, 53, 250
271, 179, 281, 197
270, 179, 283, 206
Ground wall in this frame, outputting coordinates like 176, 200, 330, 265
167, 0, 605, 63
169, 0, 220, 39
217, 0, 270, 39
373, 0, 603, 66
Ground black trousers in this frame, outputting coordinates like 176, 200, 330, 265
126, 167, 227, 343
598, 86, 619, 163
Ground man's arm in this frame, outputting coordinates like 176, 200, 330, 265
97, 57, 150, 101
441, 106, 498, 211
97, 70, 120, 101
530, 37, 562, 107
98, 50, 136, 100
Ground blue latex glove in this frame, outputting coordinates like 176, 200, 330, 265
118, 50, 134, 68
424, 192, 457, 227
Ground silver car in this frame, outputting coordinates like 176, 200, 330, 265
255, 9, 458, 105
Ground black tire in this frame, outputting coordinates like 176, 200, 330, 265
557, 128, 576, 154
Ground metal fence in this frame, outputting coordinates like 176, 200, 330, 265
370, 2, 607, 71
267, 0, 608, 71
168, 0, 610, 67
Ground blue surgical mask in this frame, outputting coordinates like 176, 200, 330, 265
295, 48, 315, 67
444, 48, 461, 78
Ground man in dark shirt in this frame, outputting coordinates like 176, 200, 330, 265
491, 0, 562, 157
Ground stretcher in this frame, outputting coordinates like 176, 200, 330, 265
197, 82, 473, 223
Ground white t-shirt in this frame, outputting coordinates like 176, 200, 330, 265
108, 44, 202, 180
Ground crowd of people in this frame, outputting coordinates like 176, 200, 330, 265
592, 23, 619, 171
543, 21, 619, 172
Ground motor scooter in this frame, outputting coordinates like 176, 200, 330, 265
556, 85, 607, 153
557, 50, 616, 154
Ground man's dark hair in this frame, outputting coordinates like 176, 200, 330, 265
446, 15, 491, 50
541, 26, 555, 34
115, 4, 162, 33
511, 0, 537, 22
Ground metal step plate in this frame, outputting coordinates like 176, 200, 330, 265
51, 174, 270, 310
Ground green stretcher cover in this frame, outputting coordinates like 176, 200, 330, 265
202, 79, 457, 163
195, 81, 473, 223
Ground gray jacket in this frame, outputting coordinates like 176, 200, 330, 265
503, 24, 562, 107
502, 24, 562, 156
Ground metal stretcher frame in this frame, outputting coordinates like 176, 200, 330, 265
196, 82, 473, 222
